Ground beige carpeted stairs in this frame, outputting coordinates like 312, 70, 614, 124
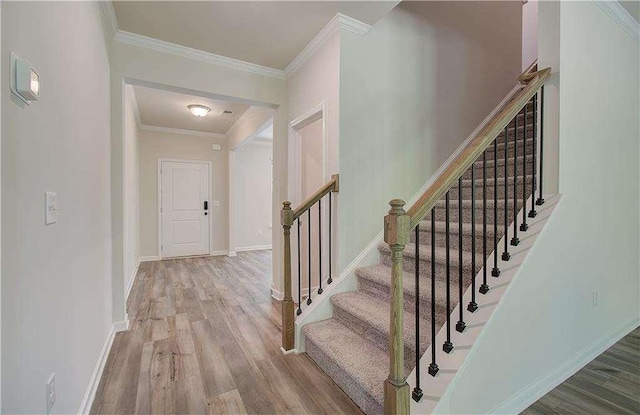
302, 101, 536, 414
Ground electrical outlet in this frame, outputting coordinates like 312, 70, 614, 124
46, 373, 56, 415
592, 290, 599, 309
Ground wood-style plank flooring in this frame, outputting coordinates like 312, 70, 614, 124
522, 327, 640, 414
90, 251, 363, 415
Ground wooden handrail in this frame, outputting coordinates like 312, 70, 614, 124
406, 67, 551, 229
280, 174, 339, 351
291, 174, 340, 220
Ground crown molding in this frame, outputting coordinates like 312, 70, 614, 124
593, 0, 640, 42
113, 30, 286, 80
98, 1, 118, 39
139, 124, 227, 139
284, 13, 371, 78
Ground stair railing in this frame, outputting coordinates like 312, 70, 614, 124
281, 174, 339, 351
383, 63, 551, 414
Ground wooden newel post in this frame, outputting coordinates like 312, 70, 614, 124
383, 199, 411, 415
281, 201, 295, 351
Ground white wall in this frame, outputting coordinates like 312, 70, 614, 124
109, 39, 288, 322
233, 141, 273, 250
123, 85, 140, 295
138, 130, 229, 257
338, 1, 522, 272
227, 106, 275, 151
441, 2, 640, 413
1, 2, 112, 413
522, 0, 539, 70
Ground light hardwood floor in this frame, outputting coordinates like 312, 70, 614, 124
522, 327, 640, 414
90, 251, 363, 415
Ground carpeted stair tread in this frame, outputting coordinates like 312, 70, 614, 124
331, 291, 430, 355
459, 175, 533, 189
303, 319, 387, 413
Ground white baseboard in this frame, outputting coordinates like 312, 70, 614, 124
139, 256, 159, 262
210, 250, 228, 256
78, 320, 129, 414
124, 259, 141, 303
490, 317, 640, 414
227, 251, 237, 257
271, 287, 284, 301
236, 245, 272, 252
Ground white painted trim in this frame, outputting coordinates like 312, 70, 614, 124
139, 124, 226, 139
271, 287, 284, 301
490, 317, 640, 414
227, 251, 238, 257
280, 346, 297, 355
226, 106, 258, 141
210, 250, 229, 256
139, 255, 159, 262
124, 258, 141, 303
127, 86, 142, 126
157, 158, 213, 260
289, 101, 329, 206
235, 245, 273, 252
113, 30, 286, 80
78, 319, 131, 414
593, 0, 640, 42
98, 0, 118, 40
284, 13, 370, 77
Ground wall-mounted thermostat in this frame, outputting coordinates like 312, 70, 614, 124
10, 52, 40, 105
212, 144, 222, 151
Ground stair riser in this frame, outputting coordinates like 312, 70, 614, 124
332, 305, 421, 372
305, 340, 384, 415
411, 228, 503, 255
357, 275, 448, 317
449, 179, 534, 200
464, 160, 534, 179
495, 125, 535, 144
433, 202, 521, 224
483, 141, 534, 159
380, 249, 478, 284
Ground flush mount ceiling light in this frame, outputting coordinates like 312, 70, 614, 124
188, 104, 211, 117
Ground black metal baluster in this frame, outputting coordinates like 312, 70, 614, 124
318, 199, 323, 295
529, 93, 538, 218
468, 162, 478, 311
456, 178, 465, 333
328, 192, 333, 284
443, 191, 453, 353
480, 150, 490, 293
536, 86, 545, 206
307, 209, 312, 305
429, 208, 439, 376
502, 123, 511, 262
511, 110, 520, 246
413, 224, 423, 402
297, 219, 302, 315
492, 135, 501, 277
521, 100, 530, 231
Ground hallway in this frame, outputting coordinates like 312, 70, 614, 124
90, 252, 362, 414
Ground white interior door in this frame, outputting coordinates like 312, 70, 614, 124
161, 160, 210, 258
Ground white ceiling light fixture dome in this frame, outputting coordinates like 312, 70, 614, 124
188, 104, 211, 117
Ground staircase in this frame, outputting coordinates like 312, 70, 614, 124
302, 96, 539, 414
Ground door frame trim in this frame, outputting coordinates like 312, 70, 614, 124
289, 101, 328, 206
157, 158, 213, 260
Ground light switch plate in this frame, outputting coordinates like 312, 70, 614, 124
45, 192, 57, 225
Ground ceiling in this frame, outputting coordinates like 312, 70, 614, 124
112, 1, 400, 69
133, 85, 250, 135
